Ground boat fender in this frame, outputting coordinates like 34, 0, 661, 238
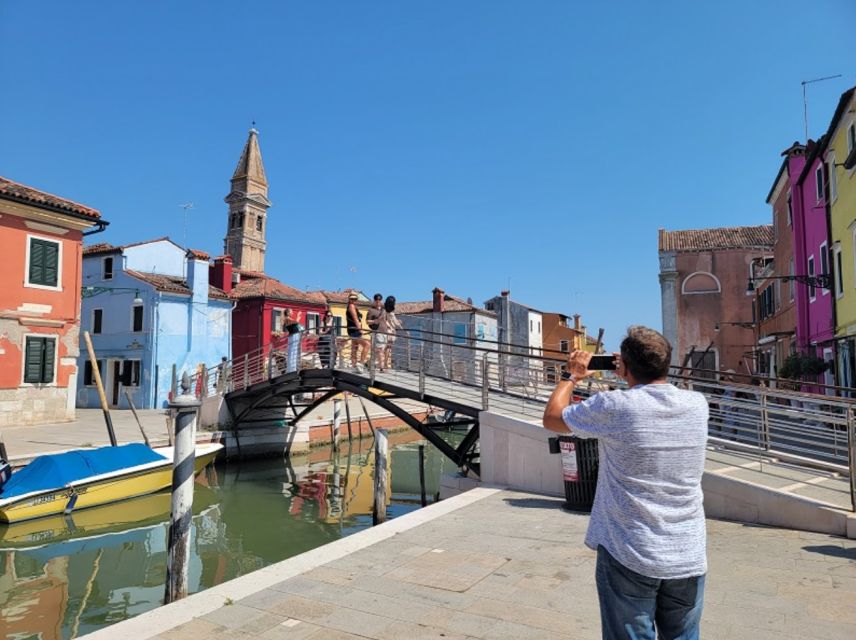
0, 460, 10, 489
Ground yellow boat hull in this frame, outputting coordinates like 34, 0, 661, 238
0, 444, 221, 524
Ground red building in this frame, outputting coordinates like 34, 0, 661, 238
223, 263, 327, 359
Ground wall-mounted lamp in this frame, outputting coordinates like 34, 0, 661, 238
746, 273, 832, 294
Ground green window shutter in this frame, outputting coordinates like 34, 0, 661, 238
23, 337, 56, 383
42, 338, 55, 383
28, 239, 59, 287
24, 338, 43, 383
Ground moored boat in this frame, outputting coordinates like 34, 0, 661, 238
0, 442, 222, 524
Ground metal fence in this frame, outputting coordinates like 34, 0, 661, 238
188, 322, 856, 511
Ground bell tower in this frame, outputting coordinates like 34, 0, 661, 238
224, 127, 271, 272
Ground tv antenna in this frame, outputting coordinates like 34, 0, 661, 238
179, 203, 194, 248
802, 74, 842, 141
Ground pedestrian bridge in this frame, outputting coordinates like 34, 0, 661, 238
193, 324, 856, 515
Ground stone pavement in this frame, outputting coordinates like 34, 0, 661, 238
82, 488, 856, 640
1, 395, 427, 463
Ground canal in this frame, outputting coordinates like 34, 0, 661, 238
0, 429, 462, 639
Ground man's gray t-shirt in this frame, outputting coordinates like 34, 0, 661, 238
561, 383, 708, 579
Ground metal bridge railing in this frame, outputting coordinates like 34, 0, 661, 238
188, 323, 856, 511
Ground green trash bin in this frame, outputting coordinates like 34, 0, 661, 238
557, 435, 599, 512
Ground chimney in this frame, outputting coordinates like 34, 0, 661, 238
211, 255, 233, 294
432, 287, 445, 313
573, 314, 582, 332
500, 290, 509, 297
186, 249, 210, 303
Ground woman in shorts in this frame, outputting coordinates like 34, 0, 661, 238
346, 293, 369, 372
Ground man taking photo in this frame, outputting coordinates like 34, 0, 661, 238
543, 326, 708, 640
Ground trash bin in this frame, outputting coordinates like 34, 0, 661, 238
556, 435, 599, 512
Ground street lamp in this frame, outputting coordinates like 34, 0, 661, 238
82, 286, 143, 305
746, 273, 832, 294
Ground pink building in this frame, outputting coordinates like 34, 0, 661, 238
792, 137, 836, 391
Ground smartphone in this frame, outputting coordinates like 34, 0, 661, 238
588, 354, 616, 370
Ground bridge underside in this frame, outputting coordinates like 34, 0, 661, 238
224, 369, 481, 475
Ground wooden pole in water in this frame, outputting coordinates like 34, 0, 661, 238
83, 331, 118, 446
372, 429, 389, 525
418, 443, 427, 507
343, 393, 354, 440
332, 398, 342, 451
124, 389, 150, 447
164, 373, 201, 604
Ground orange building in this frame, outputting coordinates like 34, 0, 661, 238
0, 177, 106, 427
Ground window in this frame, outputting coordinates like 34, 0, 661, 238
102, 256, 113, 281
23, 336, 56, 384
26, 236, 60, 288
239, 213, 245, 228
834, 244, 844, 297
92, 308, 103, 334
537, 321, 541, 332
849, 123, 856, 155
132, 305, 144, 332
120, 360, 141, 387
272, 309, 284, 333
689, 350, 716, 379
759, 286, 775, 320
453, 323, 467, 345
256, 216, 263, 232
808, 255, 816, 300
529, 319, 533, 332
786, 194, 792, 227
788, 259, 794, 301
681, 271, 721, 294
306, 313, 319, 331
230, 214, 236, 229
485, 302, 495, 311
829, 155, 838, 202
559, 340, 569, 353
83, 359, 105, 386
815, 166, 824, 202
820, 242, 829, 296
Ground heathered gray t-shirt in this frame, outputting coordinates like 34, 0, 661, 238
562, 383, 708, 579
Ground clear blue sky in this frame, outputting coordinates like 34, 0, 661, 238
2, 1, 854, 349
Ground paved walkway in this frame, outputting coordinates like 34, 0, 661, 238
81, 487, 856, 640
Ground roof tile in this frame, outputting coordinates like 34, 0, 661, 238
658, 225, 773, 252
126, 270, 230, 300
0, 176, 101, 219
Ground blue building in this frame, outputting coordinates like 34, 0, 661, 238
77, 238, 232, 409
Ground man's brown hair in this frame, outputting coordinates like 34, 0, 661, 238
619, 326, 672, 384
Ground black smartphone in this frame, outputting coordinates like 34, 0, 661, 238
588, 354, 616, 370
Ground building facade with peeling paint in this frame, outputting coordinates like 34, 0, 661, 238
0, 177, 107, 427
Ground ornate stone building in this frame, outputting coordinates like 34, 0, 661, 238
224, 128, 271, 272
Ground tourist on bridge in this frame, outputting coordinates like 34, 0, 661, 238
347, 293, 369, 373
378, 295, 403, 372
543, 326, 708, 640
318, 309, 335, 368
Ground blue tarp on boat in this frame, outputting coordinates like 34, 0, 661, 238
0, 444, 167, 499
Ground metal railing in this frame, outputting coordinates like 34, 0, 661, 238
187, 323, 856, 511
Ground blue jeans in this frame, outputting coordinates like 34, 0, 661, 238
595, 545, 705, 640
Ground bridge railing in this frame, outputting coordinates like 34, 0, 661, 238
189, 323, 856, 510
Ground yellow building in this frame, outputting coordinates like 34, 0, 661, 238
316, 289, 371, 331
826, 86, 856, 386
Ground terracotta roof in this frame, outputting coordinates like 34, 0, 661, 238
398, 293, 496, 316
186, 248, 210, 261
658, 225, 773, 252
0, 176, 101, 220
315, 289, 370, 305
231, 273, 327, 305
83, 243, 120, 256
126, 270, 230, 300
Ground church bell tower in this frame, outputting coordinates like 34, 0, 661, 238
224, 127, 271, 272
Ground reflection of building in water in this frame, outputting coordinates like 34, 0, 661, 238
0, 553, 69, 640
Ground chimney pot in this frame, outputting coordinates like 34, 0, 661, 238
212, 255, 234, 294
432, 287, 445, 313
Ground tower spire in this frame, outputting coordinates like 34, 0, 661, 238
224, 127, 272, 272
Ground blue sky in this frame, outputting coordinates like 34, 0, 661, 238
2, 1, 854, 349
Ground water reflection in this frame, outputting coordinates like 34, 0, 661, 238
0, 429, 458, 639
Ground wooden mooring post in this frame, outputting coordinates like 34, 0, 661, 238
332, 398, 342, 451
372, 429, 389, 526
418, 444, 427, 507
164, 374, 201, 604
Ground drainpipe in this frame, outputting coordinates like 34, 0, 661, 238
82, 220, 109, 237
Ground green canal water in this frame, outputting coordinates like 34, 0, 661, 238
0, 430, 462, 640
